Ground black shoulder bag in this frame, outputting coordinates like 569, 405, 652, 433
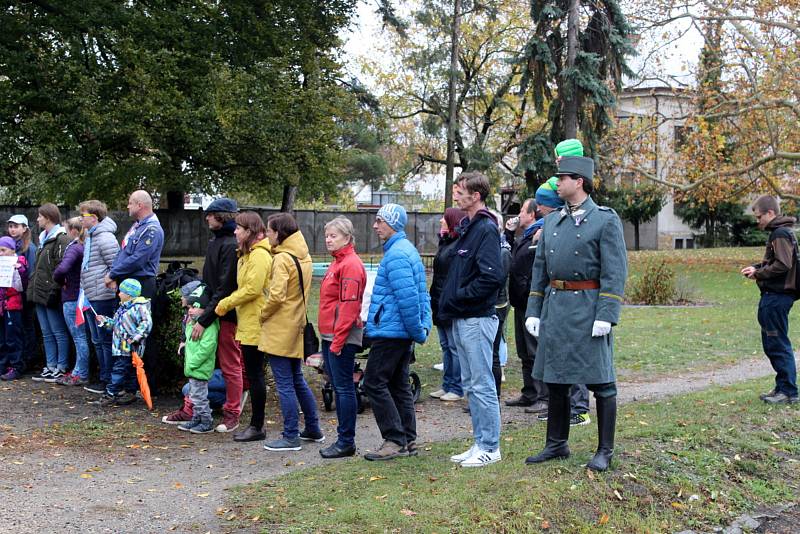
288, 254, 319, 359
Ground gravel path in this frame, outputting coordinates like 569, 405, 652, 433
1, 354, 795, 533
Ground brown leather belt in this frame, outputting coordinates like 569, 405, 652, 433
550, 279, 600, 290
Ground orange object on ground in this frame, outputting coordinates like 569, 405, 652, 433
131, 351, 153, 410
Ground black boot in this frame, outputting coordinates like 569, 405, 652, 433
525, 386, 570, 464
586, 395, 616, 472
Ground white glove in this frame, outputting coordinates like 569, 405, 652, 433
592, 320, 611, 337
525, 317, 540, 337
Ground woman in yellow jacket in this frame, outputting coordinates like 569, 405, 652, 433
215, 212, 272, 443
260, 212, 323, 452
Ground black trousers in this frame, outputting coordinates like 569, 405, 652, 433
242, 345, 267, 429
513, 306, 548, 403
364, 338, 416, 447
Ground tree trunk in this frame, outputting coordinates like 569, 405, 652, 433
281, 184, 297, 213
444, 0, 462, 208
164, 190, 185, 211
563, 0, 580, 138
634, 222, 640, 251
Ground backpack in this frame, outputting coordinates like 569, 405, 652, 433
152, 262, 200, 320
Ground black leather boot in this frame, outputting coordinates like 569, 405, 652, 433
525, 386, 570, 464
586, 395, 617, 472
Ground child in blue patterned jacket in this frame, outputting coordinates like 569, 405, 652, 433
94, 278, 153, 406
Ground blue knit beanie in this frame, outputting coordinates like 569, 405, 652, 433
535, 176, 564, 208
376, 203, 408, 232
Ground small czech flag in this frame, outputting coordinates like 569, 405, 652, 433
75, 289, 91, 326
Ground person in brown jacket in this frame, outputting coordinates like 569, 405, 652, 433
741, 195, 798, 404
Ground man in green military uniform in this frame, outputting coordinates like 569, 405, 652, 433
523, 154, 627, 472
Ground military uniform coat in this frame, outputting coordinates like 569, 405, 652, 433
526, 196, 627, 384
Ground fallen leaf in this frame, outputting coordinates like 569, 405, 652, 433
586, 469, 595, 480
671, 502, 685, 510
374, 494, 388, 501
197, 493, 210, 498
369, 476, 386, 482
12, 461, 23, 465
80, 473, 93, 479
173, 483, 184, 489
251, 516, 260, 522
226, 513, 236, 521
541, 520, 550, 529
599, 513, 609, 525
613, 490, 623, 501
400, 509, 417, 517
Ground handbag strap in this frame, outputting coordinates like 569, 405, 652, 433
286, 253, 311, 325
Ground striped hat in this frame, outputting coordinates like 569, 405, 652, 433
119, 278, 142, 298
535, 177, 564, 208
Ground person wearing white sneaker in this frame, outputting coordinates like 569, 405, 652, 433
429, 388, 446, 399
429, 207, 467, 402
460, 447, 501, 468
438, 173, 504, 465
450, 443, 478, 463
439, 391, 462, 401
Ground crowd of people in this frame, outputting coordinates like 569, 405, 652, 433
3, 137, 794, 471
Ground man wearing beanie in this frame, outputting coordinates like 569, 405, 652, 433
439, 172, 505, 467
190, 197, 244, 434
95, 278, 153, 406
363, 203, 431, 461
524, 152, 627, 472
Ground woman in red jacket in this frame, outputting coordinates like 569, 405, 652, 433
317, 216, 367, 459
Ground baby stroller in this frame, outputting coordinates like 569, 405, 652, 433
320, 345, 422, 414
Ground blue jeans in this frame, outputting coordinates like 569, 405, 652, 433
268, 355, 321, 440
438, 326, 463, 396
0, 310, 23, 372
35, 304, 70, 372
323, 341, 358, 448
62, 301, 91, 379
451, 316, 501, 452
758, 292, 798, 397
108, 350, 137, 396
86, 298, 116, 384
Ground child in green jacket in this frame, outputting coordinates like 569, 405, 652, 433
178, 283, 219, 434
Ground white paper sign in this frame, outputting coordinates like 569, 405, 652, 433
0, 256, 18, 288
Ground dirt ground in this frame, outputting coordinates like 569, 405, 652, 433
1, 355, 796, 533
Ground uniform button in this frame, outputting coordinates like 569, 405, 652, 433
550, 249, 554, 254
553, 232, 557, 236
574, 291, 578, 294
574, 272, 579, 277
576, 234, 581, 238
574, 251, 579, 255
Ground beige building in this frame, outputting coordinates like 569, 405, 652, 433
614, 86, 697, 250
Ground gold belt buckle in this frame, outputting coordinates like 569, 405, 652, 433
553, 280, 566, 290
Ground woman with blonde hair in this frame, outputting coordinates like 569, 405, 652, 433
317, 216, 366, 458
53, 217, 90, 385
260, 212, 323, 452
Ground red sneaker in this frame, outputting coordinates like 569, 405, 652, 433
215, 412, 240, 433
161, 408, 193, 425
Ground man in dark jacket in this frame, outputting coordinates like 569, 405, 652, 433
741, 195, 798, 404
190, 198, 245, 433
439, 172, 504, 468
504, 197, 548, 411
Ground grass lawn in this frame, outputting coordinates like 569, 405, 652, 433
229, 377, 799, 533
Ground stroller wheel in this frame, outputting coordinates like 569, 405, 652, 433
409, 371, 421, 403
322, 382, 334, 411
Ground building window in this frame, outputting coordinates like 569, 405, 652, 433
674, 237, 695, 250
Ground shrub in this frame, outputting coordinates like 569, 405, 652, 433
148, 289, 186, 393
627, 259, 676, 305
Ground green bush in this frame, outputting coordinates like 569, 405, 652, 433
627, 259, 676, 305
149, 289, 186, 393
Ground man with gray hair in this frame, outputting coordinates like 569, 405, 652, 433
741, 195, 798, 404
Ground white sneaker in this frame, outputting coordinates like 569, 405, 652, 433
450, 444, 478, 463
460, 448, 501, 468
429, 389, 446, 399
433, 363, 444, 371
439, 392, 463, 402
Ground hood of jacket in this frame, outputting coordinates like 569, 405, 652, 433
766, 215, 797, 231
91, 216, 118, 236
273, 231, 309, 259
247, 237, 271, 256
